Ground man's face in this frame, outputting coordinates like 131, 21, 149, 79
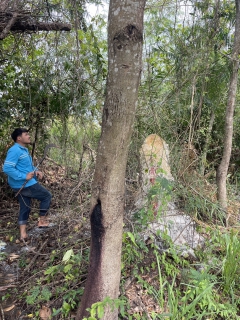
17, 132, 31, 145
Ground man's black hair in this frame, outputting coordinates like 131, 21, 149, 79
11, 128, 29, 142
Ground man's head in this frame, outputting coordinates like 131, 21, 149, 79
11, 128, 31, 145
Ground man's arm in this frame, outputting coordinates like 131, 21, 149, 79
3, 148, 28, 180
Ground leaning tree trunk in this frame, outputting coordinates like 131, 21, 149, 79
216, 0, 240, 210
76, 1, 145, 319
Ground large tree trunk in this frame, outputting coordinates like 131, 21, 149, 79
76, 0, 145, 319
216, 0, 240, 210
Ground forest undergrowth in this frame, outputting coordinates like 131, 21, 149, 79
1, 160, 240, 320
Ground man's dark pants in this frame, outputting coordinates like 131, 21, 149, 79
13, 183, 52, 225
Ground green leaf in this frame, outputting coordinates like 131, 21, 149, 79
126, 232, 137, 246
26, 286, 40, 305
64, 264, 73, 273
62, 301, 71, 312
62, 249, 74, 263
97, 304, 104, 318
52, 308, 62, 316
44, 265, 59, 275
41, 287, 52, 301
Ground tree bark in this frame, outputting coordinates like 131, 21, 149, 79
0, 11, 18, 40
216, 0, 240, 209
76, 0, 145, 319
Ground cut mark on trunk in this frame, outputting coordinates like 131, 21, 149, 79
104, 108, 109, 121
91, 199, 105, 262
121, 64, 130, 69
113, 24, 142, 53
104, 93, 127, 122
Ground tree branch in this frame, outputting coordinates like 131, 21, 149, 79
0, 11, 18, 40
0, 11, 71, 40
10, 20, 71, 32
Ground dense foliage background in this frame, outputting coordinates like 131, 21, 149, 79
1, 0, 239, 180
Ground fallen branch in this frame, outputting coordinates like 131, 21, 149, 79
0, 285, 16, 292
22, 239, 49, 274
0, 303, 4, 320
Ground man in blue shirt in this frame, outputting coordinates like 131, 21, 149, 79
3, 128, 52, 241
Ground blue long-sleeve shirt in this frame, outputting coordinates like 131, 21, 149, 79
3, 143, 38, 189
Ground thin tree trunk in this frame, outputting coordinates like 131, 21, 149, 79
76, 1, 145, 319
188, 75, 196, 145
216, 0, 240, 209
200, 109, 215, 176
31, 124, 39, 160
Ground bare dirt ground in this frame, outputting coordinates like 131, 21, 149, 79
2, 161, 240, 319
0, 161, 154, 320
0, 162, 92, 319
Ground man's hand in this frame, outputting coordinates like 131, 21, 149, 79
35, 171, 43, 179
26, 171, 35, 181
